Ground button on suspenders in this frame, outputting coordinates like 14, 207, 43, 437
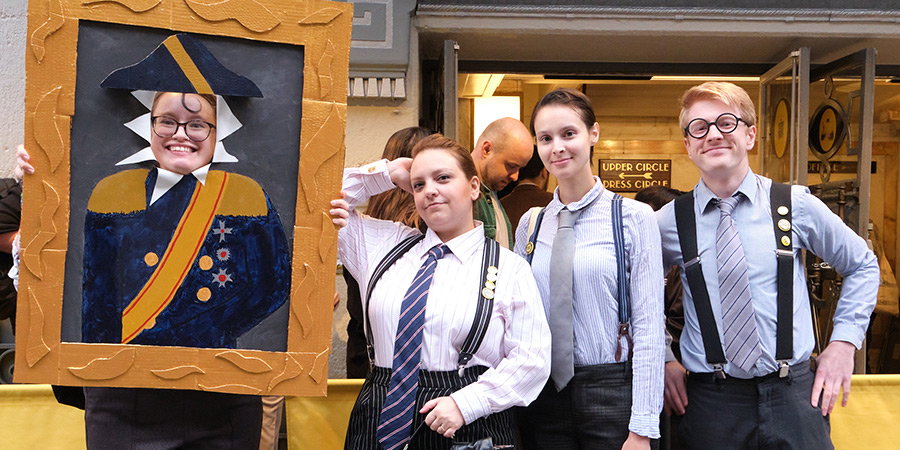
525, 194, 633, 361
673, 182, 793, 380
363, 235, 501, 374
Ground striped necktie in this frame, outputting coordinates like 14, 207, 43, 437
549, 207, 581, 390
376, 244, 450, 450
715, 195, 762, 373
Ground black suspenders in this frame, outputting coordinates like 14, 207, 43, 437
525, 194, 633, 361
363, 235, 501, 375
673, 182, 793, 379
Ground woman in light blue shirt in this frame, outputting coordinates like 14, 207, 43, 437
515, 88, 665, 450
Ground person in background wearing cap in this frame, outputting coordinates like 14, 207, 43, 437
656, 81, 878, 448
17, 34, 290, 448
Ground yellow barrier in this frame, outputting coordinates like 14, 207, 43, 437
0, 385, 85, 449
1, 376, 898, 449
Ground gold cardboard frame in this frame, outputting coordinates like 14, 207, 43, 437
15, 0, 351, 396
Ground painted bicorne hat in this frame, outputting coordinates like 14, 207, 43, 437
106, 33, 260, 167
100, 33, 262, 98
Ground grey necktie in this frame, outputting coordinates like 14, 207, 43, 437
549, 207, 581, 390
716, 195, 762, 373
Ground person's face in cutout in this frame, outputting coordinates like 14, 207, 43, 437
410, 148, 480, 242
150, 92, 217, 175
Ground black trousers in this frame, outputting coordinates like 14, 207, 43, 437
680, 360, 833, 450
517, 362, 654, 450
345, 365, 515, 450
84, 387, 262, 450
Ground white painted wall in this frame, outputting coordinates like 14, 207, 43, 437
344, 104, 418, 166
0, 0, 27, 177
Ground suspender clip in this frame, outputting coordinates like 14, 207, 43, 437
778, 360, 790, 378
713, 363, 726, 382
366, 344, 375, 370
457, 352, 473, 378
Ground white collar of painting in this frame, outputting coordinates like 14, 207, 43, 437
150, 164, 211, 205
115, 90, 242, 167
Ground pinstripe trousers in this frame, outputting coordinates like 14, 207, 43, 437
345, 366, 515, 450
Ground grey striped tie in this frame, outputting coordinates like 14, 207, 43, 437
549, 207, 581, 390
715, 195, 762, 373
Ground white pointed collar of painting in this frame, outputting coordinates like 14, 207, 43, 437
116, 90, 241, 166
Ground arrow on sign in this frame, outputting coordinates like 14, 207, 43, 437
618, 172, 653, 180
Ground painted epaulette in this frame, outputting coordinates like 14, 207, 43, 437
87, 169, 149, 214
213, 171, 268, 217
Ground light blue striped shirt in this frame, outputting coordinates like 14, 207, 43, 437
656, 170, 879, 378
514, 178, 665, 439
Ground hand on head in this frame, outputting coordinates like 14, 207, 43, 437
330, 191, 350, 228
387, 157, 413, 193
15, 145, 33, 182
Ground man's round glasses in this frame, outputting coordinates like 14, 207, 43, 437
151, 116, 216, 142
684, 113, 745, 139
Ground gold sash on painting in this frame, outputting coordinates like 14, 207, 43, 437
120, 172, 228, 343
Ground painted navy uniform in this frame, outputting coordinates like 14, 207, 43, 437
81, 167, 290, 348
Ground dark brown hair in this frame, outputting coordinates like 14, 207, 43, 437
366, 127, 430, 229
151, 92, 217, 117
530, 88, 596, 136
634, 186, 683, 211
530, 88, 598, 159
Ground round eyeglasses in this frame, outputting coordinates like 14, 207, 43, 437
684, 113, 746, 139
151, 116, 216, 142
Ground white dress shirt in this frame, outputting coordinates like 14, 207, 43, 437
513, 178, 665, 438
339, 160, 552, 425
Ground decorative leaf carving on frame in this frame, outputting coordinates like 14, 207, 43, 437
151, 365, 205, 380
81, 0, 163, 12
317, 40, 336, 100
184, 0, 282, 33
198, 383, 262, 395
22, 181, 59, 280
291, 263, 315, 339
25, 288, 51, 367
318, 212, 336, 263
31, 0, 65, 63
308, 347, 329, 384
68, 348, 135, 380
268, 353, 303, 391
33, 86, 66, 172
298, 102, 343, 213
215, 351, 273, 373
298, 8, 342, 25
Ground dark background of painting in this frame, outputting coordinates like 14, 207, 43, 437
62, 21, 304, 351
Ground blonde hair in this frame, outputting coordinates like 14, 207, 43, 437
679, 82, 756, 135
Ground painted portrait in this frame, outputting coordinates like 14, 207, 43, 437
17, 0, 351, 396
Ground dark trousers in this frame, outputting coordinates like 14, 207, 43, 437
517, 362, 653, 450
680, 360, 833, 450
345, 365, 514, 450
84, 387, 262, 450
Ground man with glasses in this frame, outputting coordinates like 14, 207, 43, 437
655, 82, 878, 448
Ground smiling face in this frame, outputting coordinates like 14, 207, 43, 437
410, 148, 480, 242
533, 104, 599, 184
683, 99, 755, 181
150, 93, 216, 175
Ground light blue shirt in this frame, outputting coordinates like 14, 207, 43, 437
657, 170, 879, 378
515, 178, 665, 438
